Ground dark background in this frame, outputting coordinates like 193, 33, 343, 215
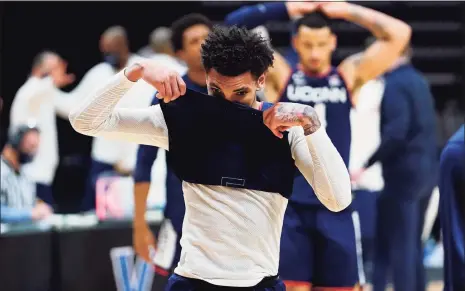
1, 1, 464, 213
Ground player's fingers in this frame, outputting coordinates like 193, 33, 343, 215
263, 105, 278, 127
163, 79, 173, 100
177, 75, 187, 96
135, 244, 151, 263
271, 128, 284, 139
156, 82, 166, 97
277, 126, 291, 132
169, 75, 181, 100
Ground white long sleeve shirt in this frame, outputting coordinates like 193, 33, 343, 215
349, 79, 385, 192
10, 77, 61, 185
69, 71, 351, 287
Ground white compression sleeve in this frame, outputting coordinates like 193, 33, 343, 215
69, 70, 169, 149
290, 127, 352, 212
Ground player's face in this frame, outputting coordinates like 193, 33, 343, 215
293, 26, 336, 73
47, 55, 68, 77
206, 69, 265, 107
178, 24, 210, 70
100, 36, 129, 67
20, 131, 40, 156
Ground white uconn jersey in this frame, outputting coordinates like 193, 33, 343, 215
349, 78, 385, 191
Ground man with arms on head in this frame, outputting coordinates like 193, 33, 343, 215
439, 124, 464, 291
69, 25, 351, 290
1, 125, 53, 223
132, 14, 210, 289
10, 51, 75, 206
227, 2, 411, 290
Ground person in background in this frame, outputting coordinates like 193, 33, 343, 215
227, 2, 411, 290
132, 14, 210, 290
74, 25, 155, 212
1, 125, 53, 223
137, 27, 169, 58
138, 27, 186, 72
10, 51, 75, 206
439, 124, 464, 291
353, 45, 438, 291
349, 75, 385, 266
147, 27, 187, 75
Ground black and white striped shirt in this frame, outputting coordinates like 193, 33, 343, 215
0, 158, 36, 209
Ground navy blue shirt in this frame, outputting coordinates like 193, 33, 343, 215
439, 125, 464, 291
160, 90, 296, 197
280, 67, 351, 205
366, 64, 438, 199
133, 74, 207, 233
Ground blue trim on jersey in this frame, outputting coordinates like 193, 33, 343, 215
261, 102, 274, 111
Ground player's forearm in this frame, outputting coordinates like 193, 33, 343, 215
344, 3, 411, 44
133, 182, 151, 225
68, 70, 135, 136
224, 2, 289, 29
304, 129, 352, 212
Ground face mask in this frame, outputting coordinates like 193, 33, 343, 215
103, 53, 121, 70
18, 151, 34, 164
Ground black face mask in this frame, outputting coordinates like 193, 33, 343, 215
18, 151, 34, 164
103, 53, 122, 70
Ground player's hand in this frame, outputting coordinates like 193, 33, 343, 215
133, 221, 157, 264
31, 202, 53, 221
125, 61, 187, 103
350, 168, 366, 183
52, 72, 75, 88
285, 1, 320, 19
319, 1, 350, 19
263, 102, 321, 138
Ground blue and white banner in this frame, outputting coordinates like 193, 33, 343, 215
110, 246, 154, 291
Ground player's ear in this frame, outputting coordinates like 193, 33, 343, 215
292, 35, 299, 50
256, 74, 266, 90
330, 33, 337, 53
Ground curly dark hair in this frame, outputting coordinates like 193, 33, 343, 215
171, 13, 213, 52
201, 25, 275, 79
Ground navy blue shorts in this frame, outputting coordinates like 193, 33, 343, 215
165, 274, 285, 291
279, 202, 364, 287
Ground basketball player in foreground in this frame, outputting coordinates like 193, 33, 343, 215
227, 2, 411, 290
69, 25, 351, 290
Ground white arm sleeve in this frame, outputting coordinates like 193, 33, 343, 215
68, 70, 169, 150
289, 127, 352, 212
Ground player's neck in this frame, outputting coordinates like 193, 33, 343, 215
187, 69, 207, 87
299, 63, 332, 77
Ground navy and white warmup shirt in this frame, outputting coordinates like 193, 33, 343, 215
69, 70, 351, 287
